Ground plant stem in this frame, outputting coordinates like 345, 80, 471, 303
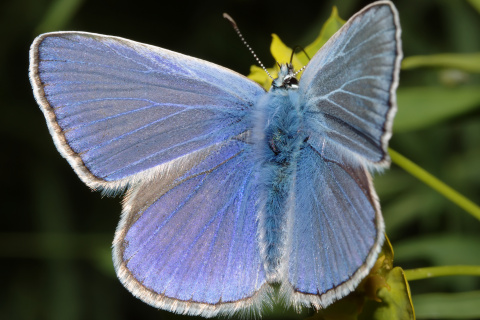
389, 148, 480, 221
405, 265, 480, 281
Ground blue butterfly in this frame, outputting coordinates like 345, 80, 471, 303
29, 1, 402, 317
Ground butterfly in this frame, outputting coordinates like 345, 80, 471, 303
29, 0, 402, 317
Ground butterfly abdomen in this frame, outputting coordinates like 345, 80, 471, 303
255, 89, 307, 281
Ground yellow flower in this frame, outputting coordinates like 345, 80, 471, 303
247, 7, 345, 90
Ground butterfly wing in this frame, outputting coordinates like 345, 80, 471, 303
30, 32, 269, 315
114, 140, 268, 317
283, 1, 401, 308
283, 139, 383, 308
299, 2, 402, 166
29, 32, 264, 190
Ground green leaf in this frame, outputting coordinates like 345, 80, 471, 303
466, 0, 480, 14
270, 6, 345, 68
303, 7, 345, 58
402, 53, 480, 73
361, 267, 415, 320
270, 34, 304, 70
394, 86, 480, 132
35, 0, 84, 34
413, 291, 480, 319
247, 6, 345, 88
359, 237, 415, 320
393, 235, 480, 266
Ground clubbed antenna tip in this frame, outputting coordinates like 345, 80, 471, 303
223, 13, 273, 80
223, 13, 237, 28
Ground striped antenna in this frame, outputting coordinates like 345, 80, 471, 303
223, 13, 273, 80
293, 65, 307, 77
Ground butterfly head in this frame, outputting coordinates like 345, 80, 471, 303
271, 63, 299, 90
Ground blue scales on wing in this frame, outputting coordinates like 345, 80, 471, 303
31, 31, 270, 316
299, 3, 401, 166
282, 1, 401, 308
284, 139, 383, 308
29, 1, 403, 317
113, 140, 268, 317
31, 32, 265, 189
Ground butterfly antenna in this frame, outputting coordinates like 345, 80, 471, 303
293, 64, 307, 77
223, 13, 274, 80
290, 46, 311, 62
290, 46, 310, 77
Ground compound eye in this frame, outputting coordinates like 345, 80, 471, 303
283, 76, 298, 88
288, 77, 298, 86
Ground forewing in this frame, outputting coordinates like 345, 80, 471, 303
113, 141, 268, 317
29, 32, 264, 190
299, 2, 402, 165
284, 139, 383, 309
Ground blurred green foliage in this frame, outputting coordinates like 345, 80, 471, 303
1, 0, 479, 319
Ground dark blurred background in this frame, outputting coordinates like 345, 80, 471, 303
1, 0, 479, 319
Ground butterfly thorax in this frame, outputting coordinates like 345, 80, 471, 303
264, 63, 305, 163
255, 67, 308, 280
